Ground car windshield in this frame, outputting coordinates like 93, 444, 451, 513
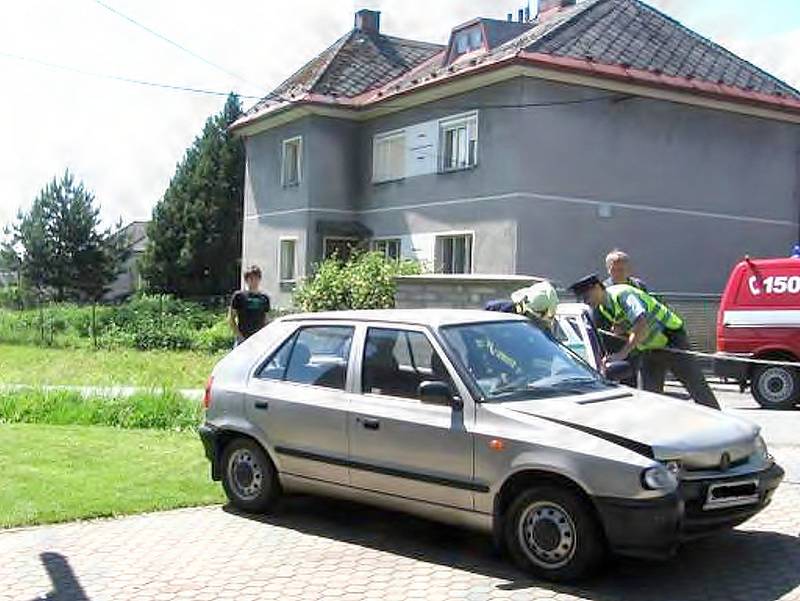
441, 320, 609, 401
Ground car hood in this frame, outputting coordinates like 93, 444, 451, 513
495, 388, 758, 468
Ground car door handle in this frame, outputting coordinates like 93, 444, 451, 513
357, 417, 380, 431
254, 401, 269, 411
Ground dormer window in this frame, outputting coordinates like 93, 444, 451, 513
453, 25, 483, 56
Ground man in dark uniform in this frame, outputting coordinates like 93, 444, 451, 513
229, 265, 271, 345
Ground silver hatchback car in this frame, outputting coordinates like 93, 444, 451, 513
199, 309, 783, 581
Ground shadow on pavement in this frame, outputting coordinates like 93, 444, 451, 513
33, 552, 90, 601
226, 495, 800, 600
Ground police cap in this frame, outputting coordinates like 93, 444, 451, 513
568, 274, 602, 298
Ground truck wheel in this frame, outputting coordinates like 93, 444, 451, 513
221, 438, 281, 513
752, 364, 800, 410
504, 485, 606, 582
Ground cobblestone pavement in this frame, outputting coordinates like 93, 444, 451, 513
1, 481, 798, 601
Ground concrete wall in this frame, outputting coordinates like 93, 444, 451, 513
394, 274, 542, 310
395, 275, 721, 352
241, 75, 800, 308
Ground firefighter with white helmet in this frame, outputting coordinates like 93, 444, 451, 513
507, 280, 559, 332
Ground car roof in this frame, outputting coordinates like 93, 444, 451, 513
556, 302, 592, 316
280, 308, 527, 328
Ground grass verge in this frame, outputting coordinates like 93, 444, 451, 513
0, 423, 224, 528
0, 344, 222, 388
0, 389, 202, 431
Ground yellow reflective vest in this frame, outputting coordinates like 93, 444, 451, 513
598, 285, 683, 351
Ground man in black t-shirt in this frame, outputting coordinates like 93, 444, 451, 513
229, 265, 271, 345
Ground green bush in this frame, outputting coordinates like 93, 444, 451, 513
294, 251, 421, 312
0, 388, 203, 431
0, 286, 34, 310
195, 319, 235, 354
0, 294, 229, 352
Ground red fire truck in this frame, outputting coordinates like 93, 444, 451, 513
716, 257, 800, 409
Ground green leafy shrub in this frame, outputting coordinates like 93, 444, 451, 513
195, 319, 234, 354
294, 251, 421, 312
0, 388, 202, 431
0, 286, 34, 310
0, 294, 229, 352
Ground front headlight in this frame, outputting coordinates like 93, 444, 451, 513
642, 465, 679, 492
754, 435, 771, 463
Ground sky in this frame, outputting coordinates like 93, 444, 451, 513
1, 0, 798, 232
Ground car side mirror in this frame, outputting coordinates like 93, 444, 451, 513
604, 361, 633, 383
419, 380, 463, 410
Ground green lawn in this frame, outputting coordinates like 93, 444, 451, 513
0, 423, 225, 528
0, 344, 223, 388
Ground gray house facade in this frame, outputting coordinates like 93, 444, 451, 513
234, 0, 800, 307
105, 221, 148, 300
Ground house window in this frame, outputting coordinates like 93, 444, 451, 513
435, 233, 473, 274
372, 238, 401, 261
323, 237, 358, 261
373, 131, 406, 183
453, 26, 483, 56
279, 238, 297, 282
440, 114, 478, 172
282, 136, 302, 186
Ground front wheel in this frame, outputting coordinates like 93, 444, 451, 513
221, 438, 281, 513
752, 364, 800, 410
503, 485, 606, 582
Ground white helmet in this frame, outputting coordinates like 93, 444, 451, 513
511, 281, 559, 321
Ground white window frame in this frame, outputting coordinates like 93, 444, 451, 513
439, 112, 478, 173
371, 237, 402, 261
281, 136, 303, 187
278, 237, 298, 283
372, 129, 406, 183
434, 231, 474, 274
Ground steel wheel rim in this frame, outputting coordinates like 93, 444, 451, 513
517, 501, 577, 569
228, 449, 264, 501
758, 368, 794, 404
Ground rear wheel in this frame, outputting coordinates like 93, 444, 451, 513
221, 438, 280, 513
751, 364, 800, 410
503, 485, 606, 582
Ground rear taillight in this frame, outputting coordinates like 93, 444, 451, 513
203, 376, 214, 409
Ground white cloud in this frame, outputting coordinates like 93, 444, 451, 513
0, 0, 796, 233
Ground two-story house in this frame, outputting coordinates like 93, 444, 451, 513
232, 0, 800, 306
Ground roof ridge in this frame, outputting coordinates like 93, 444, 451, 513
631, 0, 800, 97
305, 29, 359, 97
269, 30, 354, 99
377, 33, 444, 50
491, 0, 609, 57
526, 0, 613, 53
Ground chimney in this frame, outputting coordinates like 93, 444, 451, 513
518, 8, 525, 22
538, 0, 576, 17
507, 12, 514, 22
354, 9, 381, 33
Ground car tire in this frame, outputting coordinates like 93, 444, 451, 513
503, 485, 606, 582
221, 438, 280, 513
751, 364, 800, 410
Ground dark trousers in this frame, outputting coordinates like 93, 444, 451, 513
639, 330, 720, 410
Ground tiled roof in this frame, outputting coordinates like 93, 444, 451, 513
236, 0, 800, 128
244, 30, 442, 117
527, 0, 800, 99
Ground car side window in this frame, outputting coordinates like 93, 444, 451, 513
257, 331, 298, 380
362, 328, 454, 400
258, 326, 354, 390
